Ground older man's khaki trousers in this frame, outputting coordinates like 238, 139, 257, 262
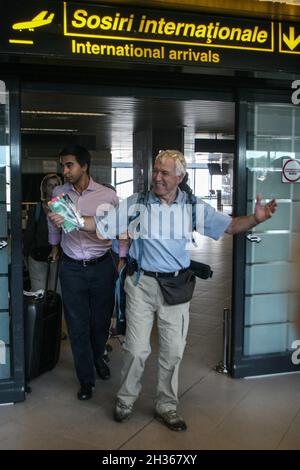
117, 272, 190, 414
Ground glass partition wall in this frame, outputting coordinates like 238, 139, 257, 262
245, 103, 299, 356
0, 81, 11, 382
232, 100, 300, 377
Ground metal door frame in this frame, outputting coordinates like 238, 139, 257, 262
0, 70, 297, 404
0, 77, 25, 404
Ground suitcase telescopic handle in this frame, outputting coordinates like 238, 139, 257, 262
45, 257, 60, 293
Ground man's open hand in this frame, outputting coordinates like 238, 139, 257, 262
254, 195, 277, 224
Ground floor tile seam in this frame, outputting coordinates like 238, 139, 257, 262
117, 418, 157, 450
178, 368, 214, 400
206, 380, 258, 435
275, 406, 300, 449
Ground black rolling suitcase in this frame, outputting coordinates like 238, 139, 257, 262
24, 259, 62, 382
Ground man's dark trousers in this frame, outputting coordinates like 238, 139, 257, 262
59, 253, 116, 386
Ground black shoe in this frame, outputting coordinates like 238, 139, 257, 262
95, 358, 111, 380
77, 384, 93, 401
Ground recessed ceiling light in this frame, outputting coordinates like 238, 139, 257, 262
21, 127, 78, 132
21, 110, 107, 117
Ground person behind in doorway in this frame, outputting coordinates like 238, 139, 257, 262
48, 145, 127, 401
49, 149, 277, 431
23, 173, 62, 291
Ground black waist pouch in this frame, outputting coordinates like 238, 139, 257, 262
156, 270, 196, 305
190, 260, 213, 280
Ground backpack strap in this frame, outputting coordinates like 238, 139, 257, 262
189, 192, 197, 231
34, 202, 42, 224
134, 191, 149, 285
184, 191, 197, 244
126, 191, 149, 285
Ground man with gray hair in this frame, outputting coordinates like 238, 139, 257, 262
49, 149, 277, 431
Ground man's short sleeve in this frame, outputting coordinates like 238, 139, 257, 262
195, 199, 231, 240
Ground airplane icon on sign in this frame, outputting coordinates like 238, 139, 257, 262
12, 10, 55, 31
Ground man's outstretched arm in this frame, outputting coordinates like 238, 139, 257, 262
226, 196, 277, 235
48, 212, 96, 232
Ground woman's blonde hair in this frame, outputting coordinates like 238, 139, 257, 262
155, 150, 187, 177
40, 173, 62, 201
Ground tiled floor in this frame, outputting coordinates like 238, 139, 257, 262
1, 234, 300, 449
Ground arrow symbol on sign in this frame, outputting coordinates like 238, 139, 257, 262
283, 27, 300, 50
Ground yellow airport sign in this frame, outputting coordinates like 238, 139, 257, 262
63, 3, 274, 53
2, 1, 300, 72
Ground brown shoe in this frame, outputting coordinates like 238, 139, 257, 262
155, 410, 187, 431
114, 399, 134, 422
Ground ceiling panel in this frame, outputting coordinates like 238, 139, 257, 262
21, 91, 235, 163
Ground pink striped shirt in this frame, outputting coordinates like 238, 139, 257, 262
48, 178, 127, 260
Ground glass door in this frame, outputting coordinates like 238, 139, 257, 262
232, 93, 300, 378
0, 79, 24, 403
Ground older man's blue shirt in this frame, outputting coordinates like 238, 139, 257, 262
95, 189, 231, 273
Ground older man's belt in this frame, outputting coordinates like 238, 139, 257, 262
140, 267, 189, 279
130, 264, 195, 305
133, 263, 212, 280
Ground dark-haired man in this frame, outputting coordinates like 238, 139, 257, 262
48, 145, 127, 400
